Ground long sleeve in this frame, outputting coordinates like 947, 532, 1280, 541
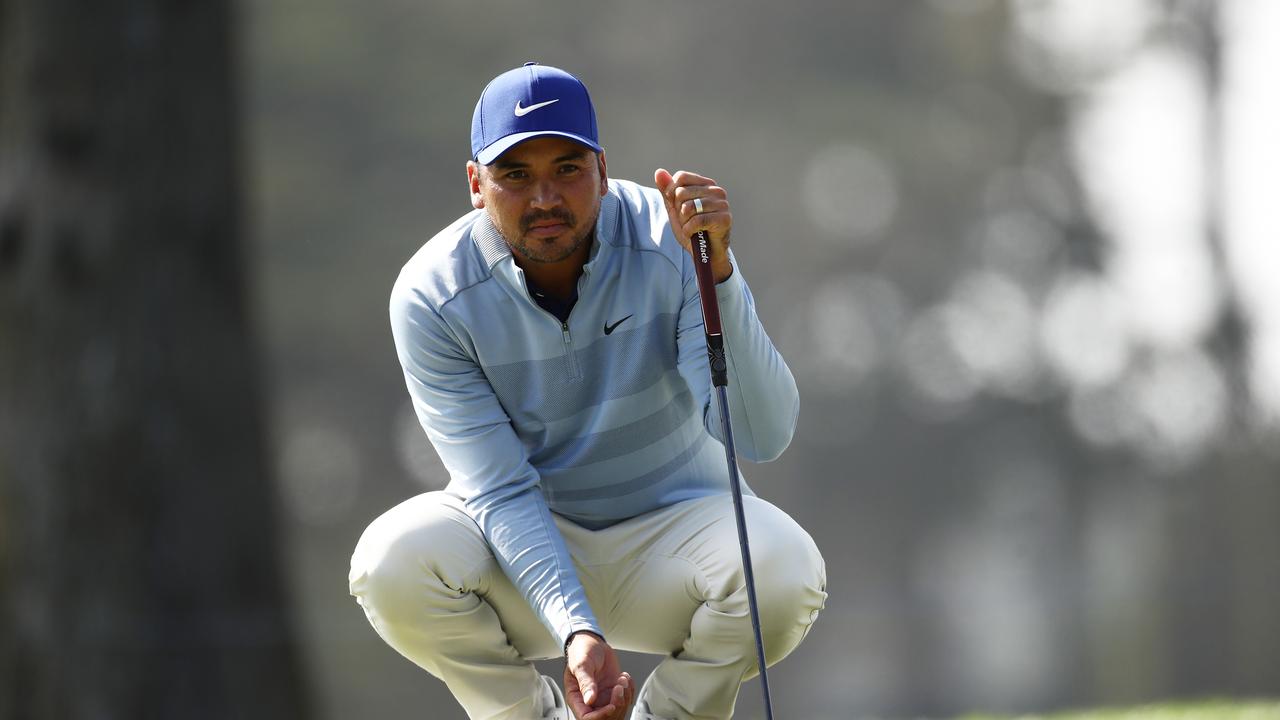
676, 251, 799, 462
384, 179, 796, 652
390, 284, 602, 646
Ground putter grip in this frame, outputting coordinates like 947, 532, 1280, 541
690, 230, 729, 387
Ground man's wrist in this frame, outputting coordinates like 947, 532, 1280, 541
564, 629, 604, 654
713, 260, 734, 284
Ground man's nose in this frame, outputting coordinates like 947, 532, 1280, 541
529, 180, 561, 209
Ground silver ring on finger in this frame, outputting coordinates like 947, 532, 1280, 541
693, 197, 705, 214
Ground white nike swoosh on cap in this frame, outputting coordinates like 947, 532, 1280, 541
514, 98, 560, 117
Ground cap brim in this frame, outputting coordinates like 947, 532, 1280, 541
475, 131, 603, 165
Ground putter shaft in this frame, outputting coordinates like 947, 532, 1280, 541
690, 230, 775, 720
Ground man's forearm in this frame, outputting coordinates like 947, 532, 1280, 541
712, 267, 799, 462
468, 483, 603, 646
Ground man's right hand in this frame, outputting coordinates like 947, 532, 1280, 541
563, 632, 634, 720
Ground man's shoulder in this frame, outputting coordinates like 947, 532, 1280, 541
608, 177, 661, 208
391, 209, 491, 315
607, 178, 664, 234
605, 179, 685, 268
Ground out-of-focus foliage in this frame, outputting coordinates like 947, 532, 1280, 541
245, 1, 1280, 718
0, 0, 308, 715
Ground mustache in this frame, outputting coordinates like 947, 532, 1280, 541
520, 209, 575, 232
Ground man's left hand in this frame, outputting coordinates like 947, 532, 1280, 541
655, 168, 734, 284
563, 632, 634, 720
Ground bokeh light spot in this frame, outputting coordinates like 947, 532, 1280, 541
802, 144, 899, 245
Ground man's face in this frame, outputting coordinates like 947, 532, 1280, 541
468, 136, 608, 265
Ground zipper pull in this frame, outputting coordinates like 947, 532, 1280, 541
561, 321, 582, 380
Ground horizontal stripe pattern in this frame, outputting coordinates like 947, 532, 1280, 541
483, 313, 679, 425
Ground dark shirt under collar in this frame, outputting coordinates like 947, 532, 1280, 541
525, 276, 578, 324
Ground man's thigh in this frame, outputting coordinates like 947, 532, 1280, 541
559, 494, 819, 656
351, 491, 562, 661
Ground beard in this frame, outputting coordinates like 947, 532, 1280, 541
507, 206, 597, 264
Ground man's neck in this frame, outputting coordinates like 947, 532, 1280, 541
515, 237, 593, 301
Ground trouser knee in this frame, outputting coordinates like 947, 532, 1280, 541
348, 492, 490, 631
741, 499, 827, 664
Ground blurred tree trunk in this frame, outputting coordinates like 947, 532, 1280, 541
0, 1, 308, 718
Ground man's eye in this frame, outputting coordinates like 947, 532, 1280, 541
558, 164, 581, 175
505, 170, 528, 180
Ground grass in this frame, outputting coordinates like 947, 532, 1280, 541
961, 699, 1280, 720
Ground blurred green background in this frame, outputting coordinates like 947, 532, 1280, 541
248, 2, 1280, 717
4, 0, 1279, 718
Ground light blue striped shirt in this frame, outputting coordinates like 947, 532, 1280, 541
390, 179, 798, 645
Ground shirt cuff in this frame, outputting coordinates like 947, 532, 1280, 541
561, 624, 606, 653
714, 262, 746, 310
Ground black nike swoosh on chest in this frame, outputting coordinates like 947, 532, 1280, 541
603, 314, 633, 335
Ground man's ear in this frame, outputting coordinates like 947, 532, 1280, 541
597, 151, 609, 196
467, 161, 485, 209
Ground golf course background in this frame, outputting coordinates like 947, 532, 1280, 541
246, 1, 1280, 718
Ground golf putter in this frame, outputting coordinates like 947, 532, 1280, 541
688, 229, 775, 720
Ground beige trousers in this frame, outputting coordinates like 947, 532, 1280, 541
349, 491, 826, 720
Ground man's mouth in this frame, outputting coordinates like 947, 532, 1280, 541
523, 213, 573, 239
527, 221, 568, 237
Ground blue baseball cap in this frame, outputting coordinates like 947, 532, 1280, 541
470, 62, 602, 165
